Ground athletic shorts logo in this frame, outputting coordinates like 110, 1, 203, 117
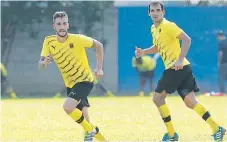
69, 92, 76, 96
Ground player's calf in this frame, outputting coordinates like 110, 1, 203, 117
63, 97, 94, 134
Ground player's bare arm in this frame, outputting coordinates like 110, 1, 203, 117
173, 31, 191, 70
92, 39, 104, 78
135, 45, 158, 58
39, 55, 51, 70
177, 31, 191, 61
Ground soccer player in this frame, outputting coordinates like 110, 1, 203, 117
135, 2, 226, 141
1, 63, 17, 99
132, 54, 159, 96
217, 30, 227, 93
39, 11, 106, 141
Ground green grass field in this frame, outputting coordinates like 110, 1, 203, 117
1, 96, 227, 141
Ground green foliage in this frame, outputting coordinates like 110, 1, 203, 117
1, 1, 113, 39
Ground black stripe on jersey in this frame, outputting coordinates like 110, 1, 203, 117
60, 56, 75, 69
69, 68, 85, 79
157, 41, 163, 48
70, 68, 86, 83
45, 35, 55, 40
166, 57, 177, 66
168, 52, 173, 60
55, 48, 70, 60
163, 50, 168, 62
52, 44, 68, 56
81, 72, 90, 81
63, 61, 79, 74
65, 64, 81, 79
159, 45, 167, 50
56, 52, 72, 65
47, 39, 56, 45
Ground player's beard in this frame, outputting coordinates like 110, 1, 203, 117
56, 31, 68, 37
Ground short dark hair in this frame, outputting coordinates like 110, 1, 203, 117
53, 11, 68, 23
148, 1, 164, 12
217, 30, 224, 36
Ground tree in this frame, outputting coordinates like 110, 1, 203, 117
1, 1, 113, 65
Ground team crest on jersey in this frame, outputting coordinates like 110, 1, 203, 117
159, 29, 162, 33
69, 43, 74, 48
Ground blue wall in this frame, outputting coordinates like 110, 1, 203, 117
118, 6, 227, 92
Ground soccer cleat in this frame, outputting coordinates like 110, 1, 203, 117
161, 132, 179, 142
84, 128, 97, 142
212, 126, 226, 141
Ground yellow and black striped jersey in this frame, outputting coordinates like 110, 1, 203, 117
40, 33, 94, 88
151, 18, 190, 69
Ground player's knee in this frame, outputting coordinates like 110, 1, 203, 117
184, 93, 198, 109
63, 103, 76, 114
152, 92, 165, 106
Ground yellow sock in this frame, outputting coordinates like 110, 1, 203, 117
158, 104, 175, 137
94, 127, 107, 141
90, 123, 107, 141
69, 108, 93, 132
139, 91, 144, 96
193, 103, 219, 134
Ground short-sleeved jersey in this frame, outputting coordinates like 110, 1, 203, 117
132, 56, 156, 72
40, 33, 94, 88
151, 18, 190, 69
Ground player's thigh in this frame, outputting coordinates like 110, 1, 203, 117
147, 70, 154, 82
155, 69, 184, 94
67, 81, 94, 101
76, 98, 90, 111
177, 65, 200, 100
139, 72, 146, 82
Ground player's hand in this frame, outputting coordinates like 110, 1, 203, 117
135, 46, 144, 58
172, 59, 183, 70
94, 69, 104, 79
44, 54, 52, 65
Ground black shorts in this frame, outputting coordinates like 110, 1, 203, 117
67, 81, 94, 110
155, 65, 199, 100
139, 70, 154, 80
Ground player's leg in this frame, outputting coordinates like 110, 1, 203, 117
96, 83, 114, 97
148, 70, 155, 96
139, 72, 146, 96
154, 69, 182, 141
218, 63, 227, 93
177, 67, 226, 141
4, 79, 17, 99
82, 106, 107, 141
63, 83, 95, 134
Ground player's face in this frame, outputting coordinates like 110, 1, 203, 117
148, 4, 164, 23
217, 35, 224, 41
53, 17, 69, 37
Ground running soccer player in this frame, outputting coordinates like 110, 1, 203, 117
39, 11, 106, 141
135, 2, 226, 141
